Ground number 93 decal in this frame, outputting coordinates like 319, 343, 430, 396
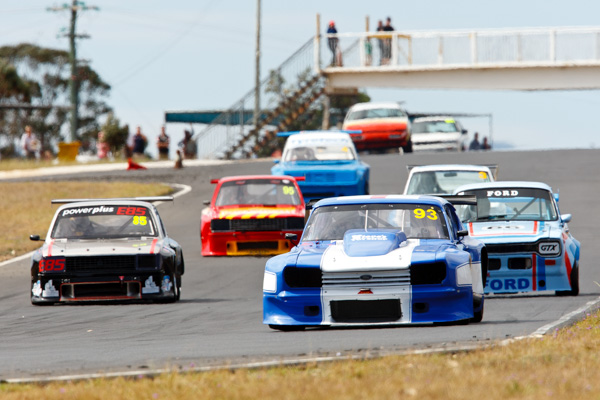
414, 208, 438, 220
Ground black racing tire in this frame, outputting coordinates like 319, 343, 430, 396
364, 181, 370, 195
471, 298, 484, 323
556, 264, 579, 297
402, 140, 413, 153
268, 324, 306, 332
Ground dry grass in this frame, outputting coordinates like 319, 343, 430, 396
0, 181, 173, 262
0, 158, 122, 172
0, 310, 599, 399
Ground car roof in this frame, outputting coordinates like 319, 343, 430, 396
285, 131, 353, 146
453, 181, 553, 194
313, 194, 450, 209
217, 175, 299, 183
347, 101, 405, 111
409, 164, 492, 173
412, 116, 458, 122
56, 199, 157, 213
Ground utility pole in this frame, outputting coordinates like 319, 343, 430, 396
253, 0, 261, 130
48, 0, 98, 143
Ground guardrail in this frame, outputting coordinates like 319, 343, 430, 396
322, 27, 600, 70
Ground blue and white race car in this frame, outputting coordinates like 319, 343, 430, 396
453, 181, 580, 296
263, 195, 487, 330
271, 131, 370, 202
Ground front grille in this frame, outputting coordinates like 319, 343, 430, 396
66, 256, 137, 273
237, 242, 279, 251
508, 257, 532, 270
488, 259, 501, 270
486, 241, 561, 257
211, 217, 304, 232
284, 267, 322, 288
410, 262, 447, 285
331, 299, 401, 322
322, 270, 410, 288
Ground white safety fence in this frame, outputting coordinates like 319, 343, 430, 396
322, 27, 600, 70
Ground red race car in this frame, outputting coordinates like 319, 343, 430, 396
201, 175, 306, 256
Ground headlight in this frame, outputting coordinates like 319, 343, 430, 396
538, 241, 561, 257
456, 264, 472, 286
263, 271, 277, 293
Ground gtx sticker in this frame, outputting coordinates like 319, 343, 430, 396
487, 190, 519, 197
62, 206, 114, 217
42, 280, 59, 297
32, 280, 42, 297
142, 276, 159, 294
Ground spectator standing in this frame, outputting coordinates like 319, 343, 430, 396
96, 131, 110, 159
157, 126, 170, 160
179, 130, 197, 159
327, 21, 339, 66
20, 125, 40, 159
382, 17, 395, 64
469, 132, 481, 151
132, 126, 147, 157
376, 20, 385, 65
482, 136, 492, 150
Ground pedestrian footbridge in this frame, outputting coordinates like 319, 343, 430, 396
169, 26, 600, 160
322, 26, 600, 91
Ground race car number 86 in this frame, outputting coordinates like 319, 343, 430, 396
414, 208, 438, 220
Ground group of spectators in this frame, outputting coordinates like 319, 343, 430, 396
469, 132, 492, 151
95, 125, 197, 161
326, 16, 395, 67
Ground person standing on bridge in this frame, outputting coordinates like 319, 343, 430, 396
376, 20, 385, 65
382, 17, 395, 64
469, 132, 481, 151
327, 20, 339, 66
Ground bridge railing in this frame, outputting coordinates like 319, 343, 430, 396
322, 27, 600, 70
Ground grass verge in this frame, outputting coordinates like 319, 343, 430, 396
0, 310, 598, 399
0, 181, 173, 262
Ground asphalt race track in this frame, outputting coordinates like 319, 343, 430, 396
1, 149, 598, 381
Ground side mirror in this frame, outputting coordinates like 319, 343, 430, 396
203, 200, 210, 206
273, 159, 280, 164
285, 233, 298, 241
457, 229, 468, 238
462, 129, 468, 135
561, 214, 572, 223
30, 235, 41, 241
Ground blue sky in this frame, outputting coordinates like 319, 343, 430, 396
1, 1, 599, 155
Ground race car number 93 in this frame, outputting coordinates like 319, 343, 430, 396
414, 208, 438, 220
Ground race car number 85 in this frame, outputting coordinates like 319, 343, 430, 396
133, 216, 147, 225
414, 208, 438, 220
283, 186, 295, 195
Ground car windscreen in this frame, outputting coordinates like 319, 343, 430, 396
455, 188, 558, 222
412, 120, 459, 134
282, 143, 356, 162
303, 203, 448, 241
52, 205, 157, 239
216, 179, 302, 206
405, 170, 491, 195
346, 107, 407, 121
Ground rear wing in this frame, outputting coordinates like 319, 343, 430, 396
51, 196, 174, 204
406, 164, 499, 180
438, 195, 478, 206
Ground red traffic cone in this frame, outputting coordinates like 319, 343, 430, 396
127, 158, 147, 170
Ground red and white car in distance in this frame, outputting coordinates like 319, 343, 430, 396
342, 101, 412, 153
201, 175, 306, 256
